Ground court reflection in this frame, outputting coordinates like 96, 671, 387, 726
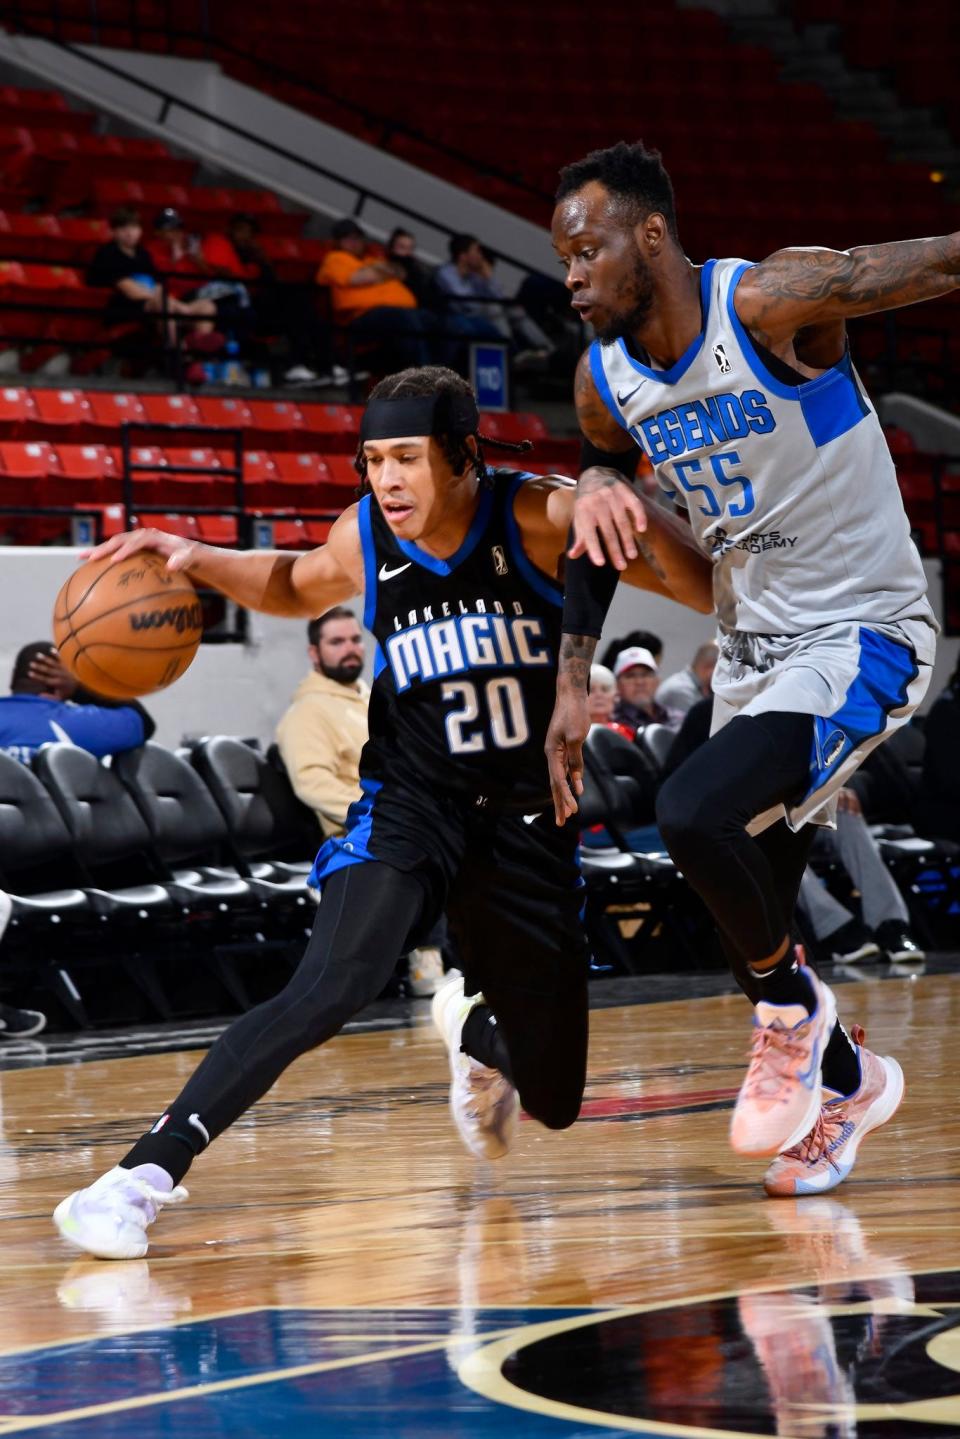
740, 1198, 916, 1438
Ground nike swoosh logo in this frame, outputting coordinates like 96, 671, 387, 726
616, 382, 645, 405
378, 562, 412, 581
522, 813, 541, 825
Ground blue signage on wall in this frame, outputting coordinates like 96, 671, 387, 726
470, 343, 509, 413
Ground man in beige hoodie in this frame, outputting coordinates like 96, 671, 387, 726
276, 606, 444, 996
276, 607, 368, 838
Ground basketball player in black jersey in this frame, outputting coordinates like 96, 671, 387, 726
53, 366, 712, 1260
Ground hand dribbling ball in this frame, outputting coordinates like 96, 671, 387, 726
52, 551, 204, 699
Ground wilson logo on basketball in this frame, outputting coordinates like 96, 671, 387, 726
128, 604, 203, 634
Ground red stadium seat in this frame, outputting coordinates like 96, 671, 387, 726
303, 520, 333, 544
195, 395, 255, 432
141, 513, 202, 542
479, 411, 550, 444
0, 213, 63, 262
54, 444, 120, 500
0, 261, 26, 287
141, 394, 203, 429
246, 399, 306, 450
0, 440, 55, 506
236, 451, 281, 508
0, 86, 68, 113
271, 517, 312, 549
0, 387, 39, 437
271, 452, 334, 487
31, 388, 95, 439
87, 392, 148, 436
88, 503, 126, 541
56, 217, 111, 261
241, 450, 279, 483
298, 403, 363, 452
153, 447, 235, 507
0, 439, 53, 477
17, 263, 82, 290
162, 446, 224, 473
196, 516, 239, 544
321, 455, 359, 489
117, 446, 168, 486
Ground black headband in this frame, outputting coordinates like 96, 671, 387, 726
359, 392, 479, 444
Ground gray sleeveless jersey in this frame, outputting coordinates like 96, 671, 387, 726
590, 257, 936, 639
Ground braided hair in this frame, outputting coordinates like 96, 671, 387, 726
353, 365, 531, 494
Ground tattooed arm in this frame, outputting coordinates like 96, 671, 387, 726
736, 234, 960, 347
575, 345, 633, 452
545, 632, 597, 824
572, 349, 651, 569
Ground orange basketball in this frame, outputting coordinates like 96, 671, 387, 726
52, 551, 204, 699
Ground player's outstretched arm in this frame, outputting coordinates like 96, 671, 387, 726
571, 349, 648, 571
84, 507, 363, 619
736, 233, 960, 343
533, 478, 713, 824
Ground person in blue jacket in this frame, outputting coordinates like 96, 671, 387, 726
0, 641, 154, 1039
0, 642, 153, 764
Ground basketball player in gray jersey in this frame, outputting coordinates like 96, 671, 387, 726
547, 141, 944, 1199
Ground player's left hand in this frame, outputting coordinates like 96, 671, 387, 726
28, 649, 78, 701
568, 467, 648, 570
546, 689, 589, 825
836, 787, 862, 815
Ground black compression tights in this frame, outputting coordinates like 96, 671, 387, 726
656, 711, 816, 979
121, 859, 586, 1185
656, 711, 860, 1094
122, 863, 428, 1184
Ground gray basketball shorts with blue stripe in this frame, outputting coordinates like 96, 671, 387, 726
710, 616, 936, 832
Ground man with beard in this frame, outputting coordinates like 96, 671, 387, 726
546, 140, 940, 1199
276, 608, 369, 838
277, 608, 446, 995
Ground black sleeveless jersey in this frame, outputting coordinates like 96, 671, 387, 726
356, 469, 563, 808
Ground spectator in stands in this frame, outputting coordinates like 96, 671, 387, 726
275, 609, 369, 837
0, 641, 152, 763
0, 894, 45, 1038
914, 652, 960, 843
275, 609, 444, 996
203, 214, 344, 387
656, 641, 719, 718
315, 218, 436, 371
797, 788, 925, 964
479, 243, 557, 364
612, 647, 680, 735
587, 663, 633, 740
149, 207, 241, 345
434, 234, 552, 365
87, 208, 216, 347
386, 228, 432, 307
148, 208, 204, 296
581, 665, 659, 850
599, 629, 663, 673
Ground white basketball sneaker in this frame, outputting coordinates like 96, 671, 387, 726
53, 1164, 188, 1260
431, 972, 519, 1160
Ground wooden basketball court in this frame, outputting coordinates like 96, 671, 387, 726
1, 966, 958, 1437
